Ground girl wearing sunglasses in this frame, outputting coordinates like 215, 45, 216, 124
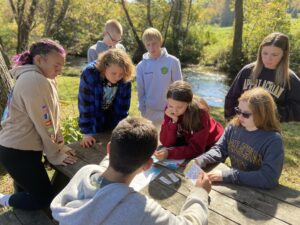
193, 87, 284, 189
225, 32, 300, 122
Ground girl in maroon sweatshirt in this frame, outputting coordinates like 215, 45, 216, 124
154, 80, 224, 160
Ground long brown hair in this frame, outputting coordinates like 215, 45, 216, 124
230, 87, 281, 133
251, 32, 291, 89
167, 81, 203, 132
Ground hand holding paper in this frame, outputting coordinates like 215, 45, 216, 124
184, 160, 204, 185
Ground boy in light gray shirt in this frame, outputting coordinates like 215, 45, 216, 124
87, 19, 125, 63
51, 117, 211, 225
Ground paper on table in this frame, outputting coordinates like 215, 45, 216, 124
153, 156, 185, 170
130, 166, 161, 191
184, 160, 204, 184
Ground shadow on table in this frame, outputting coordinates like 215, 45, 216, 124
207, 163, 300, 223
147, 170, 182, 200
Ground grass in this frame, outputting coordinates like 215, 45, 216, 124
1, 75, 300, 194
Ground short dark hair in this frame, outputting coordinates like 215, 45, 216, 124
109, 117, 158, 174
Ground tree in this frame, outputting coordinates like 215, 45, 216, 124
43, 0, 70, 37
243, 0, 290, 61
8, 0, 39, 53
146, 0, 153, 27
0, 38, 11, 68
220, 0, 234, 27
229, 0, 243, 75
171, 0, 184, 57
120, 0, 146, 62
0, 49, 14, 122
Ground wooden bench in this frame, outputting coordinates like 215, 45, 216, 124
51, 132, 300, 225
0, 208, 56, 225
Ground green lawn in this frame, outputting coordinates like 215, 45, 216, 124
1, 75, 299, 194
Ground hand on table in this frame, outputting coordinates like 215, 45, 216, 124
207, 170, 223, 182
62, 148, 77, 165
80, 136, 96, 148
154, 148, 169, 161
196, 172, 212, 193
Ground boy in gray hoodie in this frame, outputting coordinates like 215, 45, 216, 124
51, 117, 211, 225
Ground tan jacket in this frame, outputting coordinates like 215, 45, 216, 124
0, 65, 68, 165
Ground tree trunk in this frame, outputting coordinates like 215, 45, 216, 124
161, 1, 175, 46
9, 0, 39, 53
0, 50, 14, 122
47, 0, 70, 37
171, 0, 184, 57
120, 0, 145, 63
0, 38, 11, 68
43, 0, 56, 37
230, 0, 243, 75
146, 0, 153, 27
183, 0, 192, 43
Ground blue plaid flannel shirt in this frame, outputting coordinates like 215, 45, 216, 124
78, 62, 131, 134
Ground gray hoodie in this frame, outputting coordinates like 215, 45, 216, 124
136, 48, 182, 123
51, 165, 209, 225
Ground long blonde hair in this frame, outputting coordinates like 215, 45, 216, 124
251, 32, 291, 89
230, 87, 281, 133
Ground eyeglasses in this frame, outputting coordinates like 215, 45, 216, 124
106, 31, 122, 43
234, 107, 252, 119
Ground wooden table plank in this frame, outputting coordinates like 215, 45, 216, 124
208, 211, 239, 225
0, 209, 22, 225
140, 179, 240, 225
51, 140, 300, 225
209, 190, 289, 225
0, 208, 56, 225
14, 209, 56, 225
212, 184, 300, 225
211, 163, 300, 208
145, 164, 297, 225
256, 186, 300, 208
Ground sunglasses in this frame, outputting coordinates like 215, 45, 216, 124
106, 31, 122, 43
234, 107, 252, 119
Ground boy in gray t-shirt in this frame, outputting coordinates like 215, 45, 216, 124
87, 19, 125, 63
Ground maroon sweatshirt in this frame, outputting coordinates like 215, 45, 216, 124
160, 109, 224, 159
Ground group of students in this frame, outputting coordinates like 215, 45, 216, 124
0, 18, 299, 225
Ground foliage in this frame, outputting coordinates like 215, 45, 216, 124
54, 0, 121, 55
182, 26, 205, 63
0, 4, 17, 57
289, 18, 300, 74
61, 116, 82, 144
243, 0, 291, 62
200, 26, 233, 69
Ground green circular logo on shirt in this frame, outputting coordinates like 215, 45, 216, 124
161, 67, 168, 75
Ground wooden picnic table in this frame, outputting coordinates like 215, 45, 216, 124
52, 132, 300, 225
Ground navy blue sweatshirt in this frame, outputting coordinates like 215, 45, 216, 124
195, 125, 284, 189
225, 63, 300, 122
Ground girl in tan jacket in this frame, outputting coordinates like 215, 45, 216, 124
0, 39, 77, 210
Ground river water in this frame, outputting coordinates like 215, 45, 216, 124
182, 67, 230, 107
66, 56, 230, 107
